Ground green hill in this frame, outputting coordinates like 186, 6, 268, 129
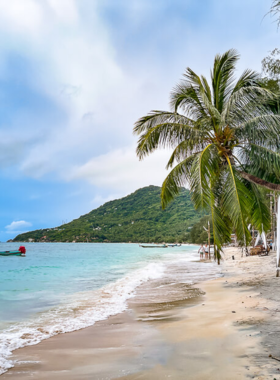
13, 186, 204, 243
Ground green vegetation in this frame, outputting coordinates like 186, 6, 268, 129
261, 48, 280, 93
187, 216, 213, 245
261, 4, 280, 92
262, 48, 280, 81
13, 186, 204, 243
134, 49, 280, 263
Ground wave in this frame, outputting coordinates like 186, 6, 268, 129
0, 262, 165, 375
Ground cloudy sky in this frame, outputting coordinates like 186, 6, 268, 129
0, 0, 278, 240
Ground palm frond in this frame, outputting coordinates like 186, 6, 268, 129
231, 69, 260, 94
189, 144, 220, 210
248, 183, 271, 233
222, 86, 276, 126
211, 49, 239, 113
171, 68, 221, 127
234, 114, 280, 148
161, 154, 199, 209
166, 140, 203, 169
134, 111, 194, 135
209, 185, 232, 252
135, 121, 205, 160
222, 157, 252, 245
170, 81, 210, 120
201, 75, 212, 103
237, 144, 280, 181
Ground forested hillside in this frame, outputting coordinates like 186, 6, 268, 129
14, 186, 204, 243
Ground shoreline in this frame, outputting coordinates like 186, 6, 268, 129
1, 247, 279, 379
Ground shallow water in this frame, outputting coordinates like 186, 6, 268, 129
0, 242, 220, 374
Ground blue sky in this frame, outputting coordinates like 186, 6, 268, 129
0, 0, 278, 241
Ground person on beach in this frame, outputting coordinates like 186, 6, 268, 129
198, 244, 205, 260
204, 244, 209, 260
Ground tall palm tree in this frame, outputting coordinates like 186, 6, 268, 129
134, 50, 280, 263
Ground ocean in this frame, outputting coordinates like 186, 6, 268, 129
0, 242, 220, 374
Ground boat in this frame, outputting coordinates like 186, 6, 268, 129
0, 251, 24, 256
0, 246, 26, 256
139, 244, 168, 248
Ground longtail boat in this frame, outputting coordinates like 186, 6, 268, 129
0, 251, 24, 256
139, 244, 168, 248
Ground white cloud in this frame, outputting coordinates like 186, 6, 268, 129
0, 0, 44, 34
68, 146, 173, 193
5, 220, 32, 231
0, 0, 279, 200
47, 0, 78, 24
0, 0, 79, 36
0, 0, 142, 180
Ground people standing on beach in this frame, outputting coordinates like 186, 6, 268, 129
204, 244, 209, 260
198, 244, 205, 260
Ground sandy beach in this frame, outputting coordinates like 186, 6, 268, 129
2, 247, 280, 379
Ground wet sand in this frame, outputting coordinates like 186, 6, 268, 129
2, 248, 279, 379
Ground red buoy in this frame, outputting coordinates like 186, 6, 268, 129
19, 246, 26, 254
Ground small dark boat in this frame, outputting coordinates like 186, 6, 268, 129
0, 251, 23, 256
139, 244, 168, 248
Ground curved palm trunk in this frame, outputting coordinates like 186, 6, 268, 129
217, 250, 221, 265
238, 171, 280, 191
209, 182, 221, 265
213, 245, 220, 264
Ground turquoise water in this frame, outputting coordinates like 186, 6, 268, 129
0, 243, 168, 325
0, 242, 218, 374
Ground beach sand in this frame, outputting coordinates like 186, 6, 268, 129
2, 248, 280, 379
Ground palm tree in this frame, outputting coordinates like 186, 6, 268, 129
134, 50, 280, 263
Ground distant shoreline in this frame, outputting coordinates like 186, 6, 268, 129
6, 241, 194, 244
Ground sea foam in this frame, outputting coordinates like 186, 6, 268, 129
0, 262, 165, 375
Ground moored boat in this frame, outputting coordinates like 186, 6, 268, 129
0, 251, 23, 256
0, 246, 26, 256
139, 244, 168, 248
